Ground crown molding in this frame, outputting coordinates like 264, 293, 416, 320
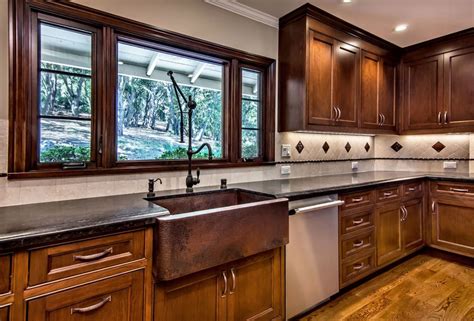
204, 0, 279, 29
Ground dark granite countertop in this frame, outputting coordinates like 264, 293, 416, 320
2, 170, 474, 252
0, 193, 169, 252
230, 171, 474, 201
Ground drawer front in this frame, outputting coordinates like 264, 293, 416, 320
0, 306, 9, 321
0, 255, 11, 295
341, 251, 376, 287
27, 271, 144, 321
29, 231, 145, 286
340, 210, 374, 235
376, 185, 401, 202
341, 191, 374, 210
341, 229, 375, 260
432, 181, 474, 196
403, 182, 423, 199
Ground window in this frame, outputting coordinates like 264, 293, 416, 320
116, 42, 224, 161
39, 23, 94, 164
241, 69, 262, 160
9, 1, 275, 178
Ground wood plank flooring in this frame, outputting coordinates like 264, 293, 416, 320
300, 250, 474, 321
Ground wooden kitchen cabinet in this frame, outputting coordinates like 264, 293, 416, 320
360, 51, 396, 130
27, 271, 144, 321
0, 306, 9, 321
402, 198, 424, 252
376, 201, 403, 266
431, 196, 474, 257
0, 255, 11, 295
154, 248, 284, 321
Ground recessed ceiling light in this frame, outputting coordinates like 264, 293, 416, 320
342, 0, 352, 3
394, 24, 408, 32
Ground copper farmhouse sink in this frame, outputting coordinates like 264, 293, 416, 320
149, 189, 289, 281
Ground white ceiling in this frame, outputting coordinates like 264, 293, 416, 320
236, 0, 474, 47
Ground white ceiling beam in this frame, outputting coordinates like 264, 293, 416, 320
189, 62, 207, 84
146, 53, 160, 77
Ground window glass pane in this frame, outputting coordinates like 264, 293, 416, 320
116, 42, 224, 161
39, 23, 93, 163
241, 69, 261, 159
241, 129, 259, 159
39, 119, 91, 163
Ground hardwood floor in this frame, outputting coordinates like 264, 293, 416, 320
300, 249, 474, 321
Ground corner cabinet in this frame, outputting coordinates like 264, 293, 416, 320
154, 248, 284, 321
401, 38, 474, 133
278, 7, 398, 134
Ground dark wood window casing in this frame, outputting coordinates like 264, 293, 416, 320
8, 0, 276, 179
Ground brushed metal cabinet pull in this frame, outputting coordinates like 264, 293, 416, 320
444, 111, 448, 124
381, 113, 386, 125
450, 187, 469, 193
353, 240, 364, 247
71, 295, 111, 314
229, 268, 236, 295
336, 107, 341, 121
377, 114, 382, 125
333, 106, 338, 120
221, 271, 228, 297
403, 206, 408, 221
408, 187, 417, 192
431, 201, 436, 214
73, 247, 113, 262
352, 197, 364, 203
352, 218, 364, 225
383, 191, 393, 197
353, 263, 365, 270
438, 112, 442, 125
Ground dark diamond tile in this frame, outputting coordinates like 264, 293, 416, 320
432, 141, 446, 153
365, 142, 371, 152
391, 142, 403, 152
296, 141, 304, 154
322, 142, 330, 154
345, 142, 351, 153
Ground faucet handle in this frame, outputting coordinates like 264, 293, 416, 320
196, 168, 200, 179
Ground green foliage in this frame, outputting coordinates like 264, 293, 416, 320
158, 147, 210, 160
40, 145, 90, 163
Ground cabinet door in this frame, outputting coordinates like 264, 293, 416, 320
227, 249, 283, 321
379, 59, 397, 130
28, 271, 144, 321
376, 202, 403, 266
360, 51, 380, 128
0, 306, 9, 321
333, 41, 360, 127
402, 198, 424, 252
308, 30, 336, 126
443, 47, 474, 128
0, 255, 11, 295
404, 55, 444, 130
154, 268, 227, 321
432, 197, 474, 256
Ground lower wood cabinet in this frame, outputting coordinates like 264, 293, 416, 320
154, 248, 284, 321
431, 196, 474, 257
376, 201, 403, 266
0, 306, 9, 321
402, 198, 424, 252
0, 255, 11, 295
27, 269, 144, 321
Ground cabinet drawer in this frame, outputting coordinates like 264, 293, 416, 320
376, 185, 401, 202
0, 255, 11, 295
403, 182, 423, 199
432, 181, 474, 196
29, 231, 145, 286
340, 251, 376, 287
340, 209, 374, 235
0, 306, 9, 321
27, 271, 144, 321
341, 191, 374, 210
341, 229, 375, 260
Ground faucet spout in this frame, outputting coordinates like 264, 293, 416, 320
192, 143, 213, 160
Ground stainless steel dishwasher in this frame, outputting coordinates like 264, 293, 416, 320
286, 194, 344, 319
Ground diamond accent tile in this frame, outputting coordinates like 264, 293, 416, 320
365, 142, 371, 152
391, 142, 403, 152
322, 142, 330, 154
345, 142, 351, 153
432, 141, 446, 153
296, 141, 304, 154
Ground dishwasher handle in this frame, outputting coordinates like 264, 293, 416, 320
290, 200, 345, 215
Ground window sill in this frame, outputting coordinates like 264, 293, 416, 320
7, 161, 276, 180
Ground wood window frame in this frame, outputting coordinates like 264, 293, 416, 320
8, 0, 276, 179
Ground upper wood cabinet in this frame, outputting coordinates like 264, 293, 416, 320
278, 6, 399, 134
361, 51, 397, 130
401, 35, 474, 133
